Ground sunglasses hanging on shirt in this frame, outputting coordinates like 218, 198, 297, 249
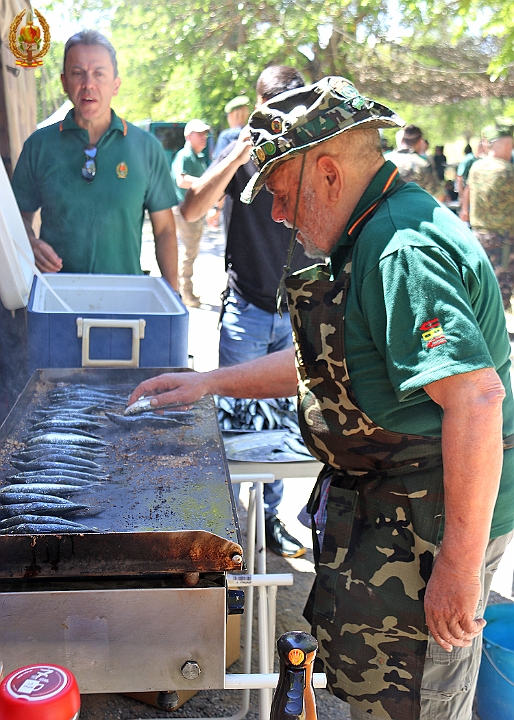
82, 146, 97, 183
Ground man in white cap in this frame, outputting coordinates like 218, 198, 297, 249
171, 119, 210, 306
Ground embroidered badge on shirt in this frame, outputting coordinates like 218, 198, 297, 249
116, 162, 128, 178
419, 318, 447, 349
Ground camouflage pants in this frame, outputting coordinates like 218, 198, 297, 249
350, 530, 514, 720
474, 230, 514, 310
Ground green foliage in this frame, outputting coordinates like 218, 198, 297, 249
380, 96, 513, 149
34, 40, 67, 123
401, 0, 514, 74
82, 0, 394, 125
35, 0, 514, 140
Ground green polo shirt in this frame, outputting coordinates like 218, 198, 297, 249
12, 110, 176, 274
330, 160, 514, 538
171, 142, 208, 204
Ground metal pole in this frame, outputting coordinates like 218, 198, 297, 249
225, 672, 327, 689
267, 585, 278, 673
227, 573, 293, 588
242, 484, 256, 713
254, 481, 272, 719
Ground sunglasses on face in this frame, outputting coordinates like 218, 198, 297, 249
82, 146, 97, 182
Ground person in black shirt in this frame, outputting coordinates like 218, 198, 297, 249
181, 66, 310, 558
434, 145, 447, 182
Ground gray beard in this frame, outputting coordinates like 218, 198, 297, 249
296, 184, 328, 260
297, 232, 327, 259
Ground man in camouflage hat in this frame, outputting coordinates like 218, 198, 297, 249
128, 77, 514, 720
380, 124, 444, 199
467, 119, 514, 309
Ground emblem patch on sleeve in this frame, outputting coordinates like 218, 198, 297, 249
419, 318, 447, 349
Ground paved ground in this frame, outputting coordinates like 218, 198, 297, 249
78, 221, 514, 719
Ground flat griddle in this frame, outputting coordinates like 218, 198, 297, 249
0, 368, 242, 579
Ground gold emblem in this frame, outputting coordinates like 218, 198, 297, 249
9, 7, 50, 68
288, 648, 305, 666
116, 162, 128, 178
255, 147, 266, 163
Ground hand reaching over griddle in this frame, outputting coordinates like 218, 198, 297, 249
128, 371, 212, 412
127, 349, 298, 412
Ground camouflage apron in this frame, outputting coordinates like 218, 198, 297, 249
286, 249, 444, 719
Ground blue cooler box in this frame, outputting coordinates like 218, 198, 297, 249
26, 273, 188, 373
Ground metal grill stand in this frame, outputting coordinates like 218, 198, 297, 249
126, 472, 326, 720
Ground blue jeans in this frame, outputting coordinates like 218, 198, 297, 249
220, 289, 293, 519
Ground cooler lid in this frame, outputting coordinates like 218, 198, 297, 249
0, 158, 35, 310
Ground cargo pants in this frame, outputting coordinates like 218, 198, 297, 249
350, 530, 514, 720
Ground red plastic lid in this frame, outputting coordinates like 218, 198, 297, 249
0, 664, 80, 720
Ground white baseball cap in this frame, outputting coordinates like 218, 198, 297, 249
184, 119, 210, 136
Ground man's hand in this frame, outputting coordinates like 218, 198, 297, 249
181, 127, 253, 223
232, 125, 252, 166
128, 371, 213, 410
127, 349, 298, 412
32, 239, 63, 273
424, 550, 485, 652
20, 212, 62, 273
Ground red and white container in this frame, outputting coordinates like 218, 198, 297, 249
0, 664, 80, 720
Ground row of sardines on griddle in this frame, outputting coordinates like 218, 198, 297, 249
0, 384, 123, 535
0, 383, 196, 535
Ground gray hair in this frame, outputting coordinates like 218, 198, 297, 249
313, 127, 383, 165
63, 30, 118, 77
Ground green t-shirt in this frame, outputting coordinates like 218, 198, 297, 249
330, 161, 514, 539
456, 152, 477, 185
12, 110, 177, 275
171, 142, 208, 204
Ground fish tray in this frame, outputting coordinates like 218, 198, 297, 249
0, 368, 242, 579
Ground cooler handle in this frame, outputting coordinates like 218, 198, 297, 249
76, 318, 146, 368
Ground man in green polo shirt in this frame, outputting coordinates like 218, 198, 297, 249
171, 120, 210, 307
11, 30, 178, 290
128, 77, 514, 720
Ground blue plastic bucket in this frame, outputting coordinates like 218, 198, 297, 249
476, 603, 514, 720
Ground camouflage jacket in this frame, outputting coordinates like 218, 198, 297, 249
468, 156, 514, 233
386, 149, 443, 198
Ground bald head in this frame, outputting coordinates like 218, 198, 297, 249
486, 135, 513, 162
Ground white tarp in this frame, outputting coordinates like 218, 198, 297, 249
37, 99, 72, 128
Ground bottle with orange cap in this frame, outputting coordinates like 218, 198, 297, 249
0, 664, 80, 720
270, 631, 318, 720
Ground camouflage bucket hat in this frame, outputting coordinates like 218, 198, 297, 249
241, 76, 405, 203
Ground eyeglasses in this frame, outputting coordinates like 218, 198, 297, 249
82, 146, 97, 182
